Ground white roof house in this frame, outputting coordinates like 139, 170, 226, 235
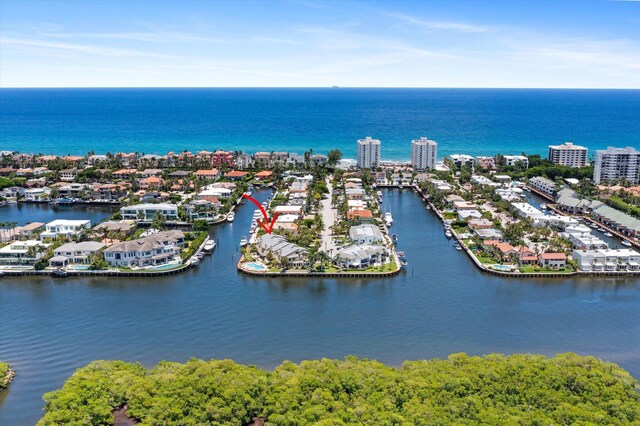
53, 241, 106, 264
40, 219, 91, 241
334, 244, 387, 269
349, 224, 383, 244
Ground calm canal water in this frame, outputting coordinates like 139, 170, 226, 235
1, 189, 639, 424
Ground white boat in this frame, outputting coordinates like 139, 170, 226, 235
227, 212, 235, 222
445, 230, 452, 238
455, 244, 462, 251
376, 191, 383, 197
425, 205, 431, 210
540, 203, 547, 210
240, 236, 248, 247
604, 232, 613, 237
190, 257, 200, 266
253, 210, 262, 219
245, 191, 252, 196
204, 240, 216, 252
385, 212, 393, 225
261, 201, 268, 208
621, 240, 633, 247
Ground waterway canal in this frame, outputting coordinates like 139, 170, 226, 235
1, 189, 639, 424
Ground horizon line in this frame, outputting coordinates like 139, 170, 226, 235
1, 86, 639, 90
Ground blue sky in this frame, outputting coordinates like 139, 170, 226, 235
1, 0, 639, 88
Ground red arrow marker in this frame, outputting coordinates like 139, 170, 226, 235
242, 194, 279, 234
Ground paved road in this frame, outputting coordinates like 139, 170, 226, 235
319, 177, 338, 256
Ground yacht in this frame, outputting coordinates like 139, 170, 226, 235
204, 240, 216, 252
245, 191, 252, 197
392, 234, 398, 244
425, 205, 431, 210
398, 251, 407, 267
540, 203, 547, 210
445, 230, 452, 239
240, 236, 248, 247
376, 190, 383, 197
385, 212, 393, 226
604, 232, 613, 237
262, 201, 268, 208
253, 210, 262, 220
190, 257, 200, 266
227, 212, 235, 222
621, 240, 633, 247
455, 244, 462, 251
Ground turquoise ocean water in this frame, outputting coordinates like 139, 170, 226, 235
1, 88, 639, 159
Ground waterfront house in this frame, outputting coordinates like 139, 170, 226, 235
590, 204, 640, 240
458, 209, 483, 220
121, 203, 179, 221
347, 200, 366, 210
92, 220, 135, 235
185, 199, 220, 220
349, 224, 383, 244
103, 230, 185, 268
57, 183, 90, 199
0, 240, 48, 265
198, 187, 231, 199
24, 187, 51, 202
255, 171, 273, 181
274, 205, 303, 218
538, 253, 567, 269
528, 176, 557, 197
345, 188, 366, 200
256, 234, 308, 268
40, 219, 91, 241
347, 209, 374, 224
53, 241, 105, 264
334, 244, 387, 269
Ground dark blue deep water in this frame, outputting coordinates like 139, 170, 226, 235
1, 190, 639, 424
1, 88, 639, 159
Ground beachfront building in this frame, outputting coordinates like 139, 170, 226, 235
334, 244, 387, 269
548, 142, 588, 167
349, 224, 383, 244
450, 154, 474, 171
503, 155, 529, 168
256, 234, 308, 268
53, 241, 106, 264
356, 136, 381, 169
594, 146, 640, 184
120, 203, 179, 221
528, 176, 556, 197
40, 219, 91, 241
103, 230, 185, 268
474, 156, 495, 170
411, 137, 437, 171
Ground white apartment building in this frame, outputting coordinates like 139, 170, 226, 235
561, 232, 608, 250
449, 154, 474, 171
40, 219, 91, 241
411, 137, 437, 171
356, 136, 381, 169
573, 249, 640, 272
593, 146, 640, 184
503, 155, 529, 168
548, 142, 588, 167
120, 203, 179, 221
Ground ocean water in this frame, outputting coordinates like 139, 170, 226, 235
1, 88, 639, 160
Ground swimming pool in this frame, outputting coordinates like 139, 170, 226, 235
244, 262, 268, 271
491, 264, 512, 272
